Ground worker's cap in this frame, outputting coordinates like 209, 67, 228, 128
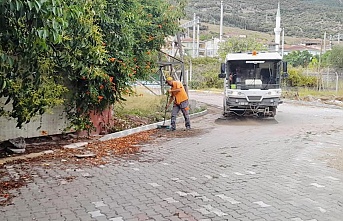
165, 76, 173, 83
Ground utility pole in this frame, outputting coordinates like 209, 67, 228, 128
180, 16, 199, 58
193, 13, 196, 58
281, 28, 285, 58
176, 33, 186, 90
220, 1, 223, 42
197, 17, 200, 57
323, 31, 327, 53
318, 37, 323, 91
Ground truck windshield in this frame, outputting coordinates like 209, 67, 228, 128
227, 60, 281, 90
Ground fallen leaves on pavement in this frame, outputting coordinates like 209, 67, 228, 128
0, 173, 33, 206
0, 129, 157, 206
0, 127, 206, 206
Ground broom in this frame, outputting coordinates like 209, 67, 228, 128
157, 95, 170, 129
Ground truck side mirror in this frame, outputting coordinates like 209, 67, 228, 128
218, 73, 226, 78
220, 63, 225, 74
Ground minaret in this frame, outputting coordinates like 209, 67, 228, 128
274, 2, 282, 52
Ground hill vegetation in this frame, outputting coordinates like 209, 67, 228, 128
185, 0, 343, 39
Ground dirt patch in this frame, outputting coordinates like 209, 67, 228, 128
322, 148, 343, 172
283, 93, 343, 108
214, 116, 278, 126
153, 128, 207, 139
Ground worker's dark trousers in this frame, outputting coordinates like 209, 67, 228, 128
171, 100, 191, 130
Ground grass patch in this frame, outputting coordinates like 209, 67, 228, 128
284, 87, 343, 97
114, 92, 165, 117
298, 88, 343, 97
108, 87, 207, 132
110, 90, 166, 132
283, 87, 343, 102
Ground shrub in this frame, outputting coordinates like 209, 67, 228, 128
285, 68, 318, 87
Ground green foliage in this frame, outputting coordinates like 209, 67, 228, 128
110, 92, 166, 132
308, 57, 319, 70
186, 57, 222, 89
200, 33, 217, 41
218, 37, 267, 59
0, 0, 186, 130
284, 68, 318, 87
0, 0, 68, 128
319, 51, 331, 68
57, 0, 110, 132
328, 45, 343, 69
284, 50, 314, 67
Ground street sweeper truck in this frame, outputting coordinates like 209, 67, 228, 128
218, 51, 287, 118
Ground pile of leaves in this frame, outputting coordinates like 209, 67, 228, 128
51, 129, 156, 166
0, 172, 32, 206
0, 122, 206, 206
0, 129, 156, 206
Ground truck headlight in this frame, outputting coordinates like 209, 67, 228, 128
227, 91, 238, 96
268, 90, 281, 96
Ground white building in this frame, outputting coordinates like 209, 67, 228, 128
204, 38, 221, 57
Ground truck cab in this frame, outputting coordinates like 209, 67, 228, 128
219, 51, 287, 118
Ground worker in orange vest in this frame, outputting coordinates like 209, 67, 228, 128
165, 76, 191, 131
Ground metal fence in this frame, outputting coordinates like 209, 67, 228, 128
283, 70, 343, 93
318, 70, 343, 92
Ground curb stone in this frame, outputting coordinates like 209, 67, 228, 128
99, 109, 208, 141
0, 109, 208, 164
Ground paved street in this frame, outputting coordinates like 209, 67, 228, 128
1, 91, 343, 221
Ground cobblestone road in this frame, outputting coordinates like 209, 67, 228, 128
1, 91, 343, 221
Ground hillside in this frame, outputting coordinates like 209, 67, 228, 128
185, 0, 343, 39
181, 19, 310, 46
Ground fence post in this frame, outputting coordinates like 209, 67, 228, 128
335, 72, 339, 94
326, 67, 329, 90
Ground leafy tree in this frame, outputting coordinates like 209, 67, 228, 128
63, 0, 186, 131
0, 0, 69, 128
328, 45, 343, 69
284, 50, 313, 67
218, 37, 267, 59
0, 0, 186, 130
55, 0, 110, 131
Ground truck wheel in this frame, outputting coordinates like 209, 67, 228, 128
270, 107, 276, 117
257, 112, 265, 118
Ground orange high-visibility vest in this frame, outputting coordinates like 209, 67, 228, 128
171, 81, 188, 105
